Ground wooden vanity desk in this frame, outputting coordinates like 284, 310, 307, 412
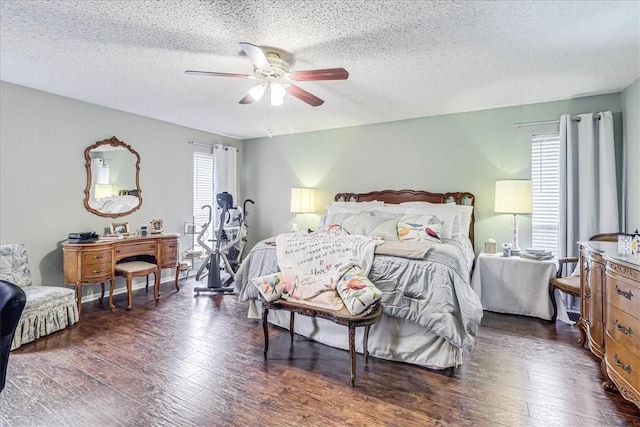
579, 240, 640, 409
63, 234, 179, 314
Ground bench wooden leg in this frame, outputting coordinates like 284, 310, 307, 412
153, 269, 160, 302
363, 324, 371, 364
262, 307, 269, 359
126, 275, 133, 310
289, 312, 295, 342
349, 323, 356, 387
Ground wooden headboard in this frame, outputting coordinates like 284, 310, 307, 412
334, 189, 476, 245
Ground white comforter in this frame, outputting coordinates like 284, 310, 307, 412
236, 236, 483, 353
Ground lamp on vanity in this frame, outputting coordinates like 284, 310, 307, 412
494, 179, 532, 256
290, 187, 316, 232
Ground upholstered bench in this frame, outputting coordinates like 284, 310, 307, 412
0, 243, 78, 350
113, 261, 160, 310
261, 297, 382, 386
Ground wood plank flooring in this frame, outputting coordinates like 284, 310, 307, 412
1, 278, 638, 426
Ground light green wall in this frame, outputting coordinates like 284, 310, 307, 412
0, 82, 242, 297
1, 80, 632, 295
623, 78, 640, 232
242, 93, 624, 253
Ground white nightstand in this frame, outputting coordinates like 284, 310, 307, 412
471, 252, 559, 321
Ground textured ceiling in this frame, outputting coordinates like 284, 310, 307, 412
1, 1, 639, 140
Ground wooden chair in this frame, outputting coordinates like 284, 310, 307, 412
113, 261, 160, 310
549, 233, 621, 322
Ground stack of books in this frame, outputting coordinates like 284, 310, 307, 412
521, 249, 554, 260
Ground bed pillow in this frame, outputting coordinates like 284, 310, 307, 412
366, 212, 402, 241
326, 201, 384, 215
336, 267, 382, 315
322, 211, 370, 235
251, 272, 285, 302
450, 204, 473, 237
397, 215, 442, 242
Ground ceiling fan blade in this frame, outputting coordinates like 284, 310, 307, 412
285, 84, 324, 107
239, 42, 272, 71
184, 70, 252, 78
239, 93, 255, 104
290, 68, 349, 81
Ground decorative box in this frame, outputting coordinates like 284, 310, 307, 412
484, 239, 497, 254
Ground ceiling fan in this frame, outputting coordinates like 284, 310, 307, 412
185, 42, 349, 107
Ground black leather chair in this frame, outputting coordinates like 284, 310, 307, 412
0, 280, 26, 392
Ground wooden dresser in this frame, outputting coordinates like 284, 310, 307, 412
63, 234, 179, 314
579, 241, 639, 409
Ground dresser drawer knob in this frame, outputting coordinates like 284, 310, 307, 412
92, 269, 105, 274
614, 320, 633, 336
93, 255, 104, 259
615, 285, 634, 300
614, 354, 632, 375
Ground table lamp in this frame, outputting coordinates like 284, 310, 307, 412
494, 179, 532, 256
290, 187, 316, 232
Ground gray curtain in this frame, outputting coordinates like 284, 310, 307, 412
559, 111, 619, 258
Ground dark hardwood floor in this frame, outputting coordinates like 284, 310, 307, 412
1, 278, 638, 426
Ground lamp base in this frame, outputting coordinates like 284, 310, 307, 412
511, 214, 522, 256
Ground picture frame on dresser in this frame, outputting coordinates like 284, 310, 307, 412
110, 222, 130, 236
150, 219, 164, 234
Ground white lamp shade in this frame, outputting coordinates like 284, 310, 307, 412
290, 188, 316, 213
495, 180, 532, 214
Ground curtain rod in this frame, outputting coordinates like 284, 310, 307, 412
187, 141, 239, 152
515, 114, 601, 128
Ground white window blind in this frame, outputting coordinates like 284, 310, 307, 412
531, 133, 560, 255
193, 152, 214, 251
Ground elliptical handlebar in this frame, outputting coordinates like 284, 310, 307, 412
196, 204, 214, 254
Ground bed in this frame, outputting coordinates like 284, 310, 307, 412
234, 189, 483, 370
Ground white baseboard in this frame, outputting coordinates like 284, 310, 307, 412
79, 276, 179, 303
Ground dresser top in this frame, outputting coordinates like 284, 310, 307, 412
582, 240, 640, 268
62, 233, 179, 247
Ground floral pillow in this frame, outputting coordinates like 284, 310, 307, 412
251, 272, 285, 302
336, 267, 382, 315
397, 215, 442, 242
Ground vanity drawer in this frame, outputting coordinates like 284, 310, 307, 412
115, 242, 157, 259
607, 304, 639, 357
607, 271, 640, 318
161, 241, 178, 264
605, 334, 640, 391
82, 250, 112, 267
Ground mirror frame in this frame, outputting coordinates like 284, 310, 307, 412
83, 136, 142, 218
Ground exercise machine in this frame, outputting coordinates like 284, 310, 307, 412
194, 192, 254, 296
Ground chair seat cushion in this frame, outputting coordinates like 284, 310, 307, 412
115, 261, 158, 274
12, 286, 79, 350
550, 276, 580, 296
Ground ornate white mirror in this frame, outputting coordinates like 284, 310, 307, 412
83, 136, 142, 218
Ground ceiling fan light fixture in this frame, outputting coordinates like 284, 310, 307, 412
248, 84, 266, 102
270, 82, 286, 106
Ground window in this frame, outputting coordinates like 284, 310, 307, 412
193, 152, 213, 252
531, 133, 560, 255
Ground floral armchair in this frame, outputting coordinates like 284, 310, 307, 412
0, 243, 79, 350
